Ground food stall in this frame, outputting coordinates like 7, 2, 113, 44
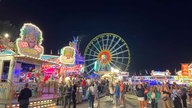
0, 23, 58, 108
176, 63, 192, 84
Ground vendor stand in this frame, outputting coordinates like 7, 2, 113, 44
0, 23, 58, 108
176, 63, 192, 84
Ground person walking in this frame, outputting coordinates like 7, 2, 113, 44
136, 83, 145, 108
180, 84, 187, 108
18, 83, 32, 108
76, 82, 83, 103
188, 86, 192, 105
81, 78, 87, 96
171, 85, 182, 108
113, 82, 120, 108
94, 81, 100, 108
72, 81, 77, 108
161, 83, 172, 108
58, 82, 66, 106
108, 82, 114, 102
147, 86, 160, 108
64, 81, 72, 108
87, 82, 96, 108
119, 81, 125, 107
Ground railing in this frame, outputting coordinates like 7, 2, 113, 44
0, 79, 14, 107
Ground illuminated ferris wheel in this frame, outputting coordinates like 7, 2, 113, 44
84, 33, 130, 74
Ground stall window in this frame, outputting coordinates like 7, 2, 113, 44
1, 61, 10, 82
18, 62, 37, 83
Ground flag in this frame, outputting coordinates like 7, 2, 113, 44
50, 49, 53, 55
174, 68, 177, 75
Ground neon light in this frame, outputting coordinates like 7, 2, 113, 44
60, 46, 76, 64
16, 23, 44, 58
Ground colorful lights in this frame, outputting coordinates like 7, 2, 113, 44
60, 46, 76, 64
97, 49, 112, 64
16, 23, 44, 58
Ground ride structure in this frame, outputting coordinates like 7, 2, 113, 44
84, 33, 130, 80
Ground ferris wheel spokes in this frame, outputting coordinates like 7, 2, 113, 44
109, 38, 121, 52
85, 53, 98, 57
96, 38, 103, 51
92, 43, 101, 53
85, 58, 98, 62
107, 36, 115, 50
105, 35, 109, 49
85, 61, 96, 68
87, 48, 99, 55
111, 59, 128, 66
102, 36, 105, 50
111, 56, 129, 59
109, 61, 121, 71
84, 33, 130, 73
111, 43, 127, 54
88, 68, 94, 74
112, 49, 129, 56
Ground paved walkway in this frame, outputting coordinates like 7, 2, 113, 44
53, 93, 192, 108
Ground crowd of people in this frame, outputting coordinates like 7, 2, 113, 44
57, 77, 110, 108
17, 76, 192, 108
56, 76, 192, 108
127, 82, 192, 108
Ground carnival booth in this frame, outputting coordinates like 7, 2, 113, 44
176, 63, 192, 84
0, 23, 58, 108
56, 37, 84, 82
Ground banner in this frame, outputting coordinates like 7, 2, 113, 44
181, 63, 188, 76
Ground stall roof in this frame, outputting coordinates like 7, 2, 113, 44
0, 49, 15, 55
41, 54, 59, 60
14, 55, 58, 65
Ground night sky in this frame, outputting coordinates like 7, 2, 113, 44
0, 0, 192, 74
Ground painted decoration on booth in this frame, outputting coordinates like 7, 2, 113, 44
16, 23, 44, 58
60, 46, 76, 64
181, 63, 188, 76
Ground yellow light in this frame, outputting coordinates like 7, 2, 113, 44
4, 33, 9, 38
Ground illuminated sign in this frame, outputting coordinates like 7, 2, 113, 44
151, 70, 171, 76
16, 23, 44, 58
181, 63, 188, 76
60, 46, 76, 64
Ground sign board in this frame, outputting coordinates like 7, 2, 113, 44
16, 23, 44, 58
60, 46, 76, 64
181, 63, 188, 76
151, 70, 170, 76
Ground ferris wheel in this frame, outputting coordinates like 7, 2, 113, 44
84, 33, 130, 74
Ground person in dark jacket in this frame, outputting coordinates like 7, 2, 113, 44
136, 83, 145, 108
72, 81, 77, 108
18, 83, 32, 108
64, 81, 72, 108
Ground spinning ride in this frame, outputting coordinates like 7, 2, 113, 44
84, 33, 130, 74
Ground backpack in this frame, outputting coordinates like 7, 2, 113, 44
66, 85, 72, 94
144, 88, 149, 95
136, 90, 144, 97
